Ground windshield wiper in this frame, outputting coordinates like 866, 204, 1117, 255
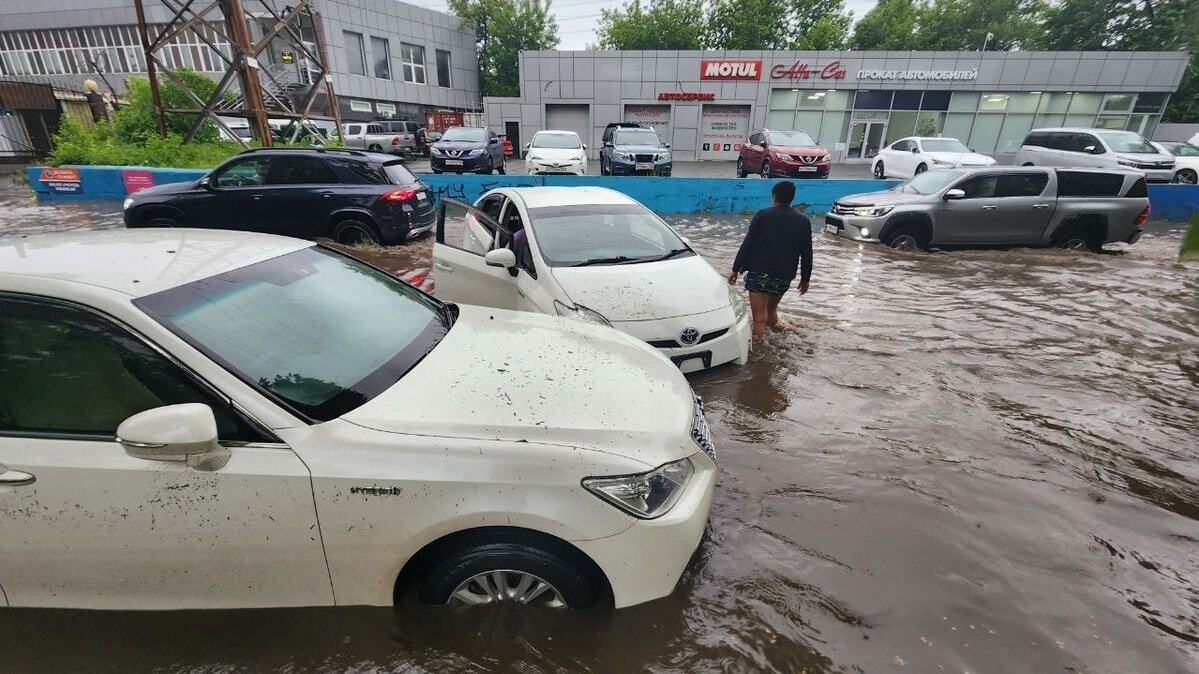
437, 302, 458, 328
650, 248, 693, 262
571, 255, 641, 266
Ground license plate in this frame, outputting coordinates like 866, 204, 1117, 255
635, 162, 653, 170
416, 192, 427, 201
824, 224, 839, 234
794, 166, 818, 172
445, 159, 463, 166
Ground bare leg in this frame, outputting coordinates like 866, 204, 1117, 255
766, 293, 785, 329
748, 291, 770, 337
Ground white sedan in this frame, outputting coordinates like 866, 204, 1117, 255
872, 136, 996, 179
0, 229, 716, 611
432, 186, 751, 373
1151, 140, 1199, 184
525, 130, 588, 175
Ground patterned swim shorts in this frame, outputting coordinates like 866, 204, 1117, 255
744, 271, 791, 295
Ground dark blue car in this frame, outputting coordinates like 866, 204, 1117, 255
123, 148, 434, 245
429, 126, 507, 174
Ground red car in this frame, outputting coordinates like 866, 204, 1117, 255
737, 128, 830, 179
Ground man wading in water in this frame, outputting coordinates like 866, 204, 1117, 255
728, 180, 813, 337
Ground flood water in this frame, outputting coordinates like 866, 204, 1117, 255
1, 187, 1197, 673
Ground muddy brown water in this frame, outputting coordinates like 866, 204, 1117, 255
1, 190, 1197, 673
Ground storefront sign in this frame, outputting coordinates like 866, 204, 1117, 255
658, 92, 715, 101
700, 60, 762, 80
39, 167, 82, 194
624, 105, 671, 139
771, 60, 847, 81
699, 105, 750, 160
857, 68, 979, 81
121, 170, 154, 194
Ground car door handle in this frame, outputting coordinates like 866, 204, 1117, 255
434, 262, 453, 272
981, 205, 998, 210
1032, 203, 1050, 209
251, 194, 264, 200
320, 191, 335, 198
0, 465, 36, 486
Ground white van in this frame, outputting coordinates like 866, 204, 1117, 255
1013, 128, 1175, 182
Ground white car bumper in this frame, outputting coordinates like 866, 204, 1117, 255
614, 308, 751, 373
573, 450, 716, 608
527, 159, 586, 175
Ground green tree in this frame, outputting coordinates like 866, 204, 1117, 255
851, 0, 920, 50
114, 69, 223, 143
704, 0, 850, 50
449, 0, 559, 97
596, 0, 707, 50
911, 0, 1046, 51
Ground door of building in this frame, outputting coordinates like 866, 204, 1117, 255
847, 121, 887, 160
699, 104, 751, 160
545, 104, 591, 157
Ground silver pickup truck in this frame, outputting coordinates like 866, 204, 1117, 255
341, 122, 411, 155
825, 167, 1151, 252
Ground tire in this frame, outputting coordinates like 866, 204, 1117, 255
368, 144, 382, 152
1022, 162, 1035, 167
332, 219, 380, 245
1052, 224, 1102, 253
762, 159, 772, 178
736, 157, 747, 178
418, 536, 602, 609
478, 157, 493, 175
882, 224, 927, 251
914, 163, 928, 175
1174, 169, 1197, 185
873, 162, 885, 179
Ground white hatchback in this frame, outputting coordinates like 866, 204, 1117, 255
525, 130, 588, 175
872, 136, 996, 180
431, 187, 752, 373
0, 229, 716, 611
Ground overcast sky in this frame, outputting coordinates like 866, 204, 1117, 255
401, 0, 880, 50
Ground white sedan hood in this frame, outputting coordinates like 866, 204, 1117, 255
341, 304, 697, 468
528, 147, 585, 163
926, 151, 994, 167
551, 255, 728, 321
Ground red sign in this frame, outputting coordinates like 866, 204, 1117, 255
771, 60, 847, 81
122, 170, 155, 194
39, 167, 82, 194
658, 92, 716, 101
700, 60, 762, 80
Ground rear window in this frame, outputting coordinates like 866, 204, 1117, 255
1056, 171, 1126, 197
1126, 177, 1147, 198
383, 161, 419, 186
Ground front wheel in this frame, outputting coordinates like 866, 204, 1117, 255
736, 157, 747, 178
873, 162, 885, 179
762, 159, 773, 178
418, 538, 602, 609
368, 144, 383, 152
914, 163, 927, 175
1174, 169, 1197, 184
1022, 162, 1035, 167
882, 226, 926, 252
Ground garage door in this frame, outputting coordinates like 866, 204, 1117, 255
699, 104, 751, 160
545, 104, 591, 157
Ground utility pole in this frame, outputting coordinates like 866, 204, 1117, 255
220, 0, 272, 145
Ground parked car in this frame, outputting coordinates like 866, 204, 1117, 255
870, 136, 995, 179
0, 229, 717, 611
737, 129, 830, 179
123, 148, 434, 245
600, 124, 671, 176
1150, 141, 1199, 184
431, 187, 750, 373
341, 122, 405, 155
824, 166, 1150, 252
525, 130, 588, 175
429, 126, 507, 174
1013, 128, 1175, 182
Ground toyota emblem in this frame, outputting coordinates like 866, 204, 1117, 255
679, 327, 700, 345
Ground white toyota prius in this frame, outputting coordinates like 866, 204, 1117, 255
0, 229, 716, 611
432, 187, 751, 373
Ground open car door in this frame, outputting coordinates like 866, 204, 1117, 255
432, 199, 519, 310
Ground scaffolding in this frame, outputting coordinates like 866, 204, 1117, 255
132, 0, 341, 147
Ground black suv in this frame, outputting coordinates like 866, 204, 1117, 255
600, 122, 672, 176
123, 148, 434, 245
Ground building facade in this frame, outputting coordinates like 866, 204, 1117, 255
485, 50, 1189, 161
0, 0, 481, 125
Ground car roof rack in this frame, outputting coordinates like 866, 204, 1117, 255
238, 147, 369, 157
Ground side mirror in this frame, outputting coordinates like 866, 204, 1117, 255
944, 188, 966, 200
603, 140, 613, 148
199, 176, 215, 190
582, 144, 587, 150
524, 142, 531, 148
484, 247, 517, 269
117, 403, 229, 471
911, 147, 920, 154
663, 142, 671, 149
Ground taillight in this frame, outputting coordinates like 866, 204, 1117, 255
391, 136, 400, 146
1135, 205, 1150, 227
382, 188, 417, 202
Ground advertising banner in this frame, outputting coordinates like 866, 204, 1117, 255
624, 104, 672, 143
121, 170, 155, 194
39, 167, 82, 194
699, 105, 750, 160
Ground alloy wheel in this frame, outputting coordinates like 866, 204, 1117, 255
448, 570, 567, 608
1060, 237, 1088, 250
873, 162, 885, 179
1175, 169, 1197, 185
890, 233, 919, 251
762, 160, 772, 178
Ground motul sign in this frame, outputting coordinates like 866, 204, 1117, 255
700, 60, 762, 80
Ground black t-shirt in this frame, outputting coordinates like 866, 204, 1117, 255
732, 205, 813, 283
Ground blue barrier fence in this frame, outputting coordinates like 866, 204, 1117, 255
26, 164, 1199, 220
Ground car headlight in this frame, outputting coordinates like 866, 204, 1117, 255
659, 151, 671, 161
430, 147, 444, 157
1117, 158, 1137, 167
573, 154, 585, 161
553, 300, 612, 326
583, 457, 693, 519
615, 151, 633, 161
467, 148, 484, 157
772, 151, 790, 160
850, 205, 893, 217
123, 197, 134, 210
727, 284, 747, 321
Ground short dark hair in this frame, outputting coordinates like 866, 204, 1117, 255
772, 180, 796, 205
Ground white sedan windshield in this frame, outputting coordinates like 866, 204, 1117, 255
526, 203, 691, 267
532, 133, 581, 149
136, 247, 449, 421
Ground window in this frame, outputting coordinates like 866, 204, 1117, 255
376, 103, 396, 118
1101, 94, 1134, 113
0, 295, 260, 440
343, 31, 365, 76
978, 93, 1009, 111
213, 156, 270, 187
1134, 93, 1167, 113
400, 42, 426, 84
1074, 133, 1105, 153
439, 199, 507, 255
478, 195, 505, 221
997, 173, 1048, 197
892, 91, 922, 110
1057, 171, 1125, 197
854, 90, 892, 110
921, 91, 952, 111
501, 203, 536, 277
370, 36, 390, 79
436, 49, 452, 88
344, 124, 362, 135
891, 140, 913, 152
265, 156, 338, 185
953, 175, 999, 199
